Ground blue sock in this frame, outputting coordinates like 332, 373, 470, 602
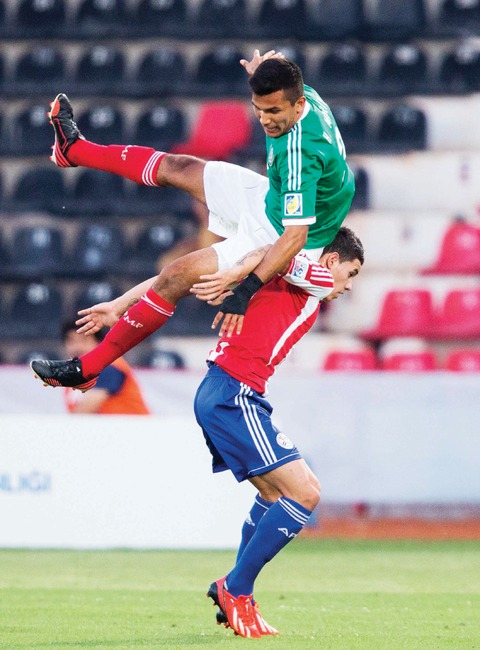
226, 496, 312, 597
236, 494, 273, 562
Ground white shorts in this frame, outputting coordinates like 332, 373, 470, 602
203, 161, 279, 270
203, 161, 323, 269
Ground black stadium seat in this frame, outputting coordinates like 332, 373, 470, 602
303, 0, 363, 41
76, 105, 126, 145
74, 0, 128, 36
378, 43, 429, 95
133, 0, 188, 37
377, 104, 427, 152
15, 0, 67, 37
0, 283, 63, 340
14, 46, 66, 95
134, 48, 188, 97
252, 0, 306, 39
10, 104, 55, 155
11, 167, 68, 215
71, 224, 125, 277
74, 281, 121, 313
9, 226, 65, 278
192, 45, 248, 97
196, 0, 247, 38
71, 169, 127, 217
133, 106, 186, 151
75, 46, 126, 95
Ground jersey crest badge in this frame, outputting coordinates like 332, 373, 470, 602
276, 432, 294, 450
290, 257, 309, 279
285, 193, 303, 216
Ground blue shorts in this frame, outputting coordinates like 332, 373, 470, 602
193, 364, 302, 482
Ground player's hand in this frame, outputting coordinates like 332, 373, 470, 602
190, 270, 238, 302
240, 49, 285, 76
212, 311, 245, 338
76, 301, 120, 335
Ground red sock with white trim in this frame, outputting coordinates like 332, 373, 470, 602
68, 140, 165, 186
80, 289, 175, 378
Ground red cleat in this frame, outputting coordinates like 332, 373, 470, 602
207, 577, 261, 638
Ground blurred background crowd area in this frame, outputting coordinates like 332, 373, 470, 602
1, 0, 480, 372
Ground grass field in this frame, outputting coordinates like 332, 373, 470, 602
1, 539, 479, 650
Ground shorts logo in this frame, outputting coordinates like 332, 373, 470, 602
291, 258, 309, 279
285, 193, 303, 216
276, 432, 294, 450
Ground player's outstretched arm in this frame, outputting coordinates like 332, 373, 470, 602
76, 276, 157, 335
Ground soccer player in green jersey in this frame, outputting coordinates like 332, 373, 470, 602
31, 50, 356, 391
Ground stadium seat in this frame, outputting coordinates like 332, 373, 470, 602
11, 167, 68, 215
315, 43, 368, 95
361, 289, 435, 340
126, 222, 185, 276
350, 165, 369, 210
133, 106, 186, 151
252, 0, 306, 39
445, 349, 480, 372
71, 169, 126, 217
437, 0, 480, 36
378, 44, 429, 95
135, 48, 188, 97
173, 100, 252, 161
10, 104, 54, 156
77, 105, 125, 145
421, 220, 480, 275
431, 288, 480, 339
192, 46, 249, 97
381, 351, 437, 371
138, 349, 186, 369
14, 46, 66, 95
196, 0, 247, 38
303, 0, 363, 40
1, 283, 63, 340
133, 0, 188, 37
377, 104, 427, 152
0, 228, 10, 272
74, 0, 128, 36
322, 349, 378, 371
75, 47, 126, 94
362, 0, 426, 41
9, 226, 65, 278
71, 224, 125, 277
330, 104, 368, 154
439, 42, 480, 92
15, 0, 66, 37
74, 281, 121, 313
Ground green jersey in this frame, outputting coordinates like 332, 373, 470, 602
264, 85, 355, 249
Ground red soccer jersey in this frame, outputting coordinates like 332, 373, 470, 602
208, 260, 334, 394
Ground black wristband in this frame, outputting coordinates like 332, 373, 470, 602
219, 273, 264, 316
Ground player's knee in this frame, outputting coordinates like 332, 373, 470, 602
300, 476, 321, 512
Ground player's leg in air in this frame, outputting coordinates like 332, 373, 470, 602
30, 94, 273, 391
207, 461, 320, 637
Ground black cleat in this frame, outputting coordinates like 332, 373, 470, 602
48, 93, 84, 167
30, 358, 97, 392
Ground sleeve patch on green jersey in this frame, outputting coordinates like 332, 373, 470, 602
284, 193, 303, 216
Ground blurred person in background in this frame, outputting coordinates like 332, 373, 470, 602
61, 319, 150, 415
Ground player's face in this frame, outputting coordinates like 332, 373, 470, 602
252, 90, 306, 138
324, 259, 362, 301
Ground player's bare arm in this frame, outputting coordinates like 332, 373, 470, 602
190, 244, 273, 303
76, 276, 157, 335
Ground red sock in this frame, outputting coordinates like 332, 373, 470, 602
80, 289, 175, 377
68, 140, 165, 185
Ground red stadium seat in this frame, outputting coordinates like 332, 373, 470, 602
361, 289, 435, 340
381, 351, 437, 372
172, 101, 252, 161
422, 221, 480, 275
432, 288, 480, 339
322, 349, 377, 371
445, 349, 480, 372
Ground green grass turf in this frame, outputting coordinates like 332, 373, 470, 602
0, 540, 479, 649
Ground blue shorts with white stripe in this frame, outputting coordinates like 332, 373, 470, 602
193, 364, 302, 483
